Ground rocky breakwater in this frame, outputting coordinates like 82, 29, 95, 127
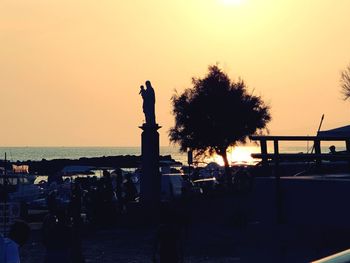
3, 155, 180, 175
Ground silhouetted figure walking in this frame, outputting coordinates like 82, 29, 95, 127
114, 169, 124, 214
153, 204, 184, 263
42, 209, 72, 263
123, 174, 137, 203
70, 182, 82, 227
69, 181, 85, 263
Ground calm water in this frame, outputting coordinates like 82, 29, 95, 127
0, 146, 187, 164
0, 144, 346, 165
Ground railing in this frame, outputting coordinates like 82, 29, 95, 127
249, 135, 350, 166
249, 135, 350, 224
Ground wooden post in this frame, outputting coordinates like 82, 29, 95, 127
273, 139, 282, 223
273, 140, 280, 177
346, 140, 350, 152
273, 140, 279, 155
314, 139, 321, 168
260, 139, 268, 166
346, 140, 350, 170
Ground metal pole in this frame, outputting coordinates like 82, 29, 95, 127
310, 114, 324, 154
3, 153, 7, 238
187, 150, 193, 181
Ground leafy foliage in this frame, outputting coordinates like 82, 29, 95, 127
169, 65, 271, 166
341, 64, 350, 100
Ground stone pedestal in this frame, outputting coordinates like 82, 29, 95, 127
139, 123, 161, 214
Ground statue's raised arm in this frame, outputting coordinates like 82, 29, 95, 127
140, 80, 156, 125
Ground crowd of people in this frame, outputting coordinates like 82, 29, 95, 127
0, 166, 252, 262
40, 169, 139, 263
47, 169, 138, 225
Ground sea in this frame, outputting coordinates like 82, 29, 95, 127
0, 144, 346, 165
0, 146, 188, 164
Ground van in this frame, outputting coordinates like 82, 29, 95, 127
161, 173, 184, 201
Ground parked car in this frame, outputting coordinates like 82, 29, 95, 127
192, 177, 220, 195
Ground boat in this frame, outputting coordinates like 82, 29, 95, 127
0, 165, 44, 204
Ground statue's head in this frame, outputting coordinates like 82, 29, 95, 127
145, 80, 152, 88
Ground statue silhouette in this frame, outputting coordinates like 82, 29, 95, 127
140, 80, 156, 125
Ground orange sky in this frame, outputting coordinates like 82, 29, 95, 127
1, 0, 350, 147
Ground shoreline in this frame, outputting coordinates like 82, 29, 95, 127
0, 154, 181, 175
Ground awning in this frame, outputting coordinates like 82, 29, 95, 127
61, 165, 95, 176
318, 125, 350, 138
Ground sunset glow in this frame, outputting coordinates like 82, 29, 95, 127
207, 146, 259, 166
220, 0, 245, 6
3, 2, 348, 261
1, 1, 350, 146
229, 146, 258, 164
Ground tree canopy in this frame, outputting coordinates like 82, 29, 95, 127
341, 64, 350, 100
169, 65, 271, 167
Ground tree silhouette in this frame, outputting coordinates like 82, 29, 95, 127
341, 64, 350, 100
169, 65, 271, 169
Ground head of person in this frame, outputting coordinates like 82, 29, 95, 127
8, 220, 30, 246
103, 170, 110, 178
145, 80, 152, 89
112, 168, 123, 177
329, 145, 336, 153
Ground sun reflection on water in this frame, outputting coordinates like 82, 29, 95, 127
204, 146, 260, 166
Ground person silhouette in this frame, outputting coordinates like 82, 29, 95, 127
153, 204, 184, 263
42, 208, 72, 263
140, 81, 156, 125
3, 220, 30, 263
329, 145, 336, 154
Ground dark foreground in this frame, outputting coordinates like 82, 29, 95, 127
20, 195, 350, 263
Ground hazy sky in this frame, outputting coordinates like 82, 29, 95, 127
1, 0, 350, 147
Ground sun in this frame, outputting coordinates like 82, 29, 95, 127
204, 146, 259, 166
228, 146, 256, 164
220, 0, 245, 6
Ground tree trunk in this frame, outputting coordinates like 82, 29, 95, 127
219, 148, 231, 187
221, 150, 229, 169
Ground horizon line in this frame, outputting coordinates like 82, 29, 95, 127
0, 145, 179, 148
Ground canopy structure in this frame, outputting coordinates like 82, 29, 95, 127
318, 125, 350, 138
61, 165, 95, 176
